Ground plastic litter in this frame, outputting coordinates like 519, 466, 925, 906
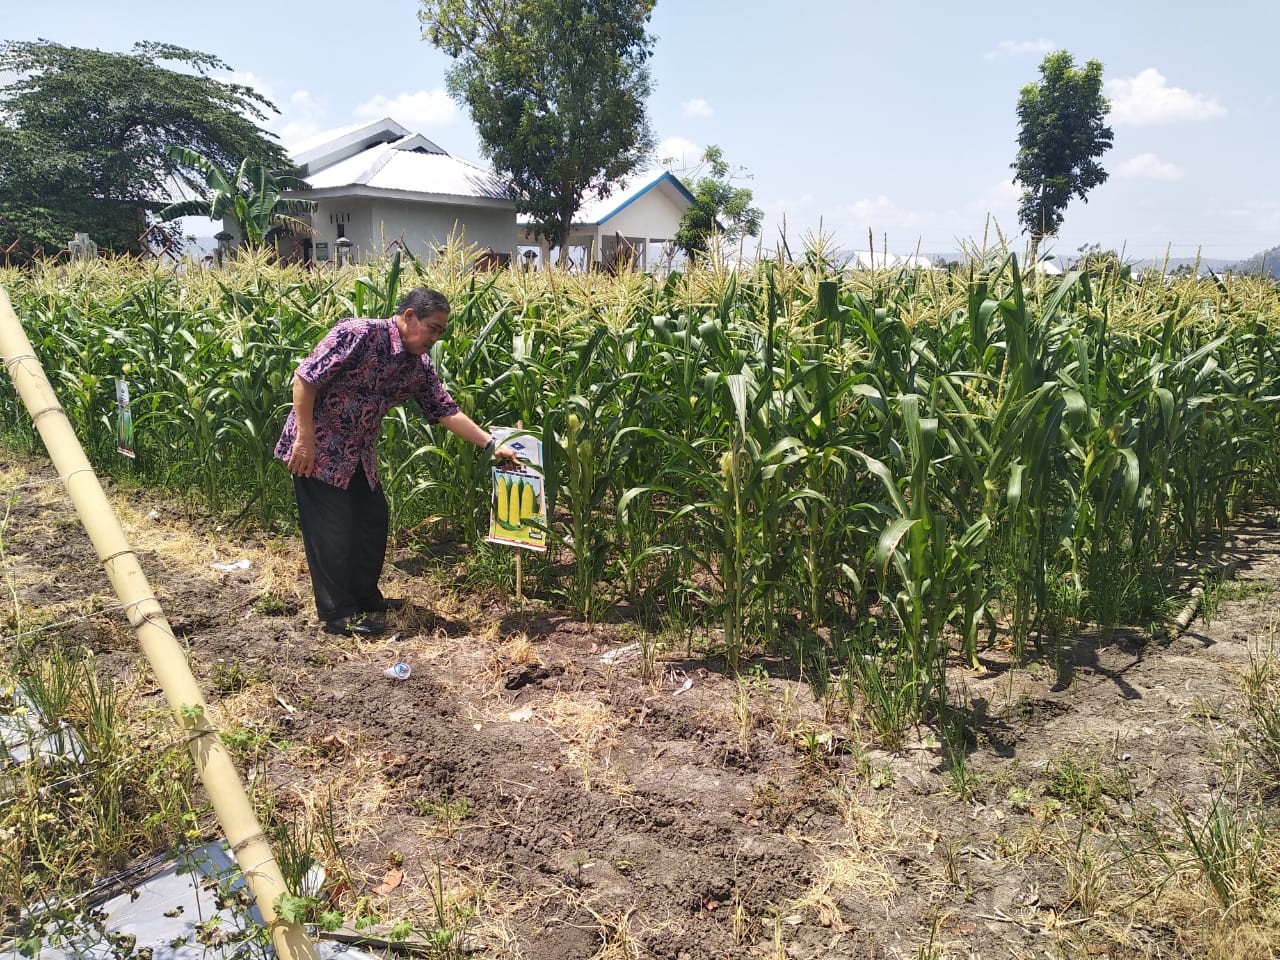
599, 642, 641, 665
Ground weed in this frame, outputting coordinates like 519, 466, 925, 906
840, 645, 917, 752
794, 727, 836, 770
934, 835, 972, 896
260, 793, 350, 926
1242, 640, 1280, 787
939, 696, 975, 801
390, 853, 481, 960
1048, 819, 1115, 915
1044, 754, 1131, 824
1167, 791, 1273, 916
846, 754, 895, 791
253, 592, 289, 616
731, 664, 769, 754
1201, 573, 1273, 626
221, 724, 285, 765
210, 659, 267, 695
411, 795, 473, 829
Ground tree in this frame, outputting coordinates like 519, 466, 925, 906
1072, 242, 1130, 282
1012, 51, 1113, 266
420, 0, 656, 266
0, 41, 287, 261
159, 146, 314, 250
672, 145, 764, 258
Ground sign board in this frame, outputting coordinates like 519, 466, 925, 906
314, 241, 330, 262
485, 427, 547, 552
115, 379, 135, 458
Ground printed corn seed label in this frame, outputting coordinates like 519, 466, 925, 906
486, 428, 547, 552
115, 378, 135, 458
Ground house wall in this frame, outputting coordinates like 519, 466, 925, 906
367, 200, 515, 258
598, 185, 688, 242
310, 198, 375, 262
305, 198, 514, 261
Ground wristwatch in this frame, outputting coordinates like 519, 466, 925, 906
484, 435, 497, 457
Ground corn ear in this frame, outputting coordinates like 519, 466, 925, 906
521, 481, 535, 522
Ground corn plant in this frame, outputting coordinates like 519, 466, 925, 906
3, 248, 1279, 691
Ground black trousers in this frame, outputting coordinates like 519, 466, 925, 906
293, 462, 388, 622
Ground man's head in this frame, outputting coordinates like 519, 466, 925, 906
395, 287, 451, 355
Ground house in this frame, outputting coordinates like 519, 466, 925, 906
517, 169, 696, 272
226, 117, 694, 271
279, 118, 516, 264
1027, 258, 1064, 276
849, 251, 937, 271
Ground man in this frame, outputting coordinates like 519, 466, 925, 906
275, 287, 516, 636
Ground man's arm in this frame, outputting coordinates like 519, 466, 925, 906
286, 376, 319, 477
437, 412, 518, 463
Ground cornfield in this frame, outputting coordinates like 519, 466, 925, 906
3, 246, 1278, 722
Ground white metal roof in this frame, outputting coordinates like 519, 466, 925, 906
847, 252, 938, 270
517, 169, 695, 227
291, 118, 511, 204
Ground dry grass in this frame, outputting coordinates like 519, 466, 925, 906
501, 631, 538, 666
790, 791, 904, 928
542, 692, 628, 793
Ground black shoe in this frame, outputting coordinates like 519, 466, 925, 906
362, 597, 406, 613
323, 614, 386, 637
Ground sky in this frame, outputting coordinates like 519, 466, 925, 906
4, 0, 1278, 262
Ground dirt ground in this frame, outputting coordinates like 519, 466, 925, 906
3, 450, 1278, 959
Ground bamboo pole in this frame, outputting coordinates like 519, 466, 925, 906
0, 285, 317, 960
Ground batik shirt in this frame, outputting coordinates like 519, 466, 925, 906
274, 317, 459, 490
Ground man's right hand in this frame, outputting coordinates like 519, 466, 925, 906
288, 436, 317, 477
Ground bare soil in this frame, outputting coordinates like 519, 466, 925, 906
4, 451, 1279, 959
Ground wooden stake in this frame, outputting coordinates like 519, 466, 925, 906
515, 420, 524, 608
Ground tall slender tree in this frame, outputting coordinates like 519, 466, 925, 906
1012, 51, 1113, 266
672, 145, 764, 258
0, 41, 286, 261
420, 0, 656, 266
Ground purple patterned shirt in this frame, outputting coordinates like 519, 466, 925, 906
274, 317, 459, 490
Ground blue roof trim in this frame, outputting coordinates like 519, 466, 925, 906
590, 172, 695, 225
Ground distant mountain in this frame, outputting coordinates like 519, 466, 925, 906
1132, 256, 1235, 275
1228, 245, 1280, 278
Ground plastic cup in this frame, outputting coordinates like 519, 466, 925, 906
382, 662, 411, 680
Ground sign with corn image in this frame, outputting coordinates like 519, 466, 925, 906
486, 427, 547, 552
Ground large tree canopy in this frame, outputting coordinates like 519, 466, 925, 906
420, 0, 656, 265
673, 145, 763, 258
1012, 50, 1113, 266
0, 40, 288, 262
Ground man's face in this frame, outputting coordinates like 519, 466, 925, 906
398, 308, 448, 355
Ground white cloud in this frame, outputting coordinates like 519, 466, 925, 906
970, 179, 1021, 213
985, 39, 1056, 60
276, 90, 328, 150
216, 72, 331, 150
758, 194, 815, 237
682, 98, 713, 119
355, 89, 456, 129
1257, 201, 1280, 231
840, 195, 923, 231
656, 136, 702, 170
1106, 68, 1226, 125
1117, 152, 1184, 180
